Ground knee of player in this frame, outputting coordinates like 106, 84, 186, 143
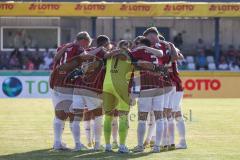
154, 111, 164, 120
138, 112, 148, 121
68, 112, 75, 122
175, 115, 184, 122
83, 111, 92, 121
55, 110, 68, 120
92, 108, 103, 117
174, 111, 182, 118
73, 109, 84, 115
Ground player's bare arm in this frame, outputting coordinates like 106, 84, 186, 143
54, 42, 74, 63
168, 42, 180, 61
135, 46, 164, 57
88, 46, 104, 55
136, 60, 155, 71
104, 49, 120, 59
58, 54, 95, 72
177, 52, 184, 60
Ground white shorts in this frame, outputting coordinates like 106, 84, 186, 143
172, 91, 184, 112
51, 87, 73, 112
163, 86, 176, 109
72, 88, 102, 111
138, 88, 165, 112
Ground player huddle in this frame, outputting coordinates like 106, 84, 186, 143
49, 27, 187, 153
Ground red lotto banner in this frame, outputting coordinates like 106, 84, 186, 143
181, 72, 240, 98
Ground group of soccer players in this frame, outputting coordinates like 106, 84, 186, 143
49, 27, 187, 153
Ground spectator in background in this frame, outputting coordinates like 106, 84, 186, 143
196, 49, 207, 70
39, 52, 53, 70
229, 62, 240, 71
173, 33, 183, 48
0, 51, 3, 69
123, 29, 133, 40
43, 47, 50, 57
196, 38, 205, 52
24, 57, 34, 70
224, 45, 237, 64
8, 48, 23, 69
22, 46, 30, 58
178, 59, 188, 70
218, 56, 229, 70
31, 47, 43, 70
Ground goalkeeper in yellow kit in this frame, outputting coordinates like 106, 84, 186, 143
103, 40, 135, 153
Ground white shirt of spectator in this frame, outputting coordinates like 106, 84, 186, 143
218, 63, 229, 70
229, 64, 240, 71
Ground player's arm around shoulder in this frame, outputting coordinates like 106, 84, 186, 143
53, 42, 74, 63
57, 53, 93, 72
103, 49, 120, 59
135, 46, 163, 57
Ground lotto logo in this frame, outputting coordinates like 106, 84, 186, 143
184, 79, 221, 91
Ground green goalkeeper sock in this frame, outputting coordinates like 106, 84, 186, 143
104, 115, 113, 145
119, 114, 129, 145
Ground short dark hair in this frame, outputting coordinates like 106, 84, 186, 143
158, 34, 165, 41
117, 40, 130, 49
143, 27, 159, 36
139, 38, 151, 47
133, 36, 145, 45
96, 35, 110, 47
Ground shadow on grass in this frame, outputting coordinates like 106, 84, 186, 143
0, 148, 155, 160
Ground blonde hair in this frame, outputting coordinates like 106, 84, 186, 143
76, 31, 92, 44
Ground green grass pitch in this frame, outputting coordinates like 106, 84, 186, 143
0, 98, 240, 160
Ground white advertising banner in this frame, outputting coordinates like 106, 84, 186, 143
0, 76, 50, 98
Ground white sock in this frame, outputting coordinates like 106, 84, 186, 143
70, 120, 81, 145
83, 120, 91, 144
112, 116, 118, 143
145, 113, 156, 143
161, 118, 168, 146
168, 118, 175, 145
90, 119, 95, 143
53, 117, 65, 145
176, 117, 186, 144
155, 118, 164, 147
137, 120, 146, 146
94, 116, 103, 144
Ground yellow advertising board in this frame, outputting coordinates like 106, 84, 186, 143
180, 72, 240, 98
1, 2, 240, 17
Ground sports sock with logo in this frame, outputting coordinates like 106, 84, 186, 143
94, 116, 103, 144
155, 118, 164, 147
104, 115, 113, 145
70, 120, 81, 145
112, 116, 118, 143
53, 117, 65, 145
119, 114, 128, 145
83, 120, 91, 145
162, 118, 168, 146
168, 117, 175, 145
176, 116, 186, 143
138, 120, 146, 146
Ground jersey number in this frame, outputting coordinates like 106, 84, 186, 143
151, 55, 159, 64
113, 58, 119, 69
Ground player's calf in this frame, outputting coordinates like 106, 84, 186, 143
53, 101, 71, 150
83, 110, 94, 148
118, 111, 130, 153
152, 111, 164, 153
174, 111, 187, 149
92, 108, 104, 151
132, 111, 148, 152
70, 109, 86, 151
